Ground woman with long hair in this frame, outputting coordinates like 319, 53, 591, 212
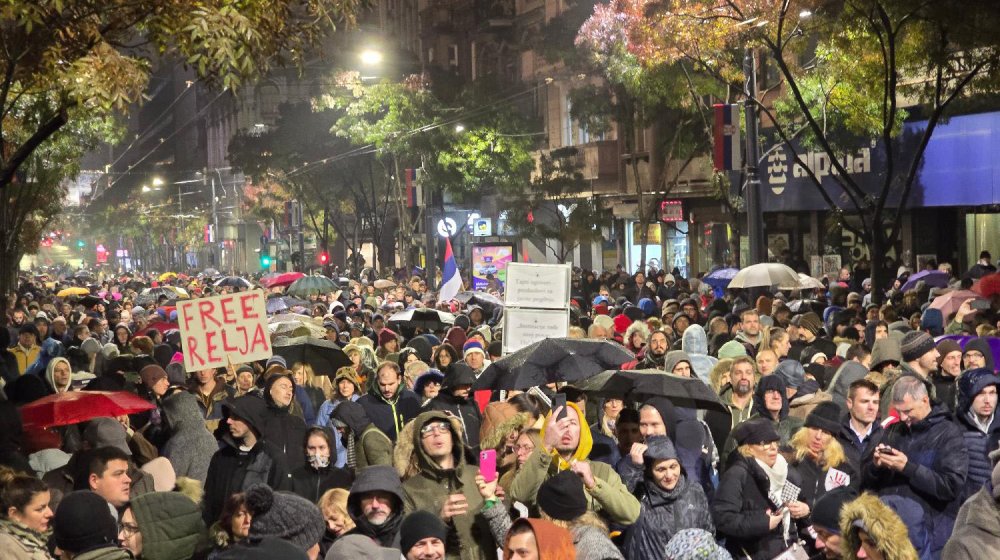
289, 427, 352, 503
208, 492, 250, 559
317, 488, 355, 557
762, 326, 792, 360
291, 362, 329, 416
0, 468, 54, 560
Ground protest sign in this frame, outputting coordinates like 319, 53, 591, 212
502, 308, 570, 354
177, 290, 272, 372
504, 263, 571, 309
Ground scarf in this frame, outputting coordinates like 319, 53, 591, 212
0, 518, 51, 557
346, 432, 357, 470
755, 454, 792, 543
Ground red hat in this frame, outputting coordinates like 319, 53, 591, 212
593, 303, 609, 316
613, 314, 632, 335
378, 328, 398, 347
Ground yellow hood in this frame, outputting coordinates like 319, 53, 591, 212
540, 401, 593, 470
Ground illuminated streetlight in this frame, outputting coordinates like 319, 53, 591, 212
359, 49, 383, 66
455, 124, 465, 133
151, 177, 164, 187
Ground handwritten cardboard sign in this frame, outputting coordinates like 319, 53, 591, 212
177, 290, 272, 372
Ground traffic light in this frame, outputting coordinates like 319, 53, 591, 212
317, 251, 329, 265
260, 253, 272, 268
76, 239, 85, 248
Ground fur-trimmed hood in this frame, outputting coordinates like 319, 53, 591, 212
479, 402, 530, 451
393, 410, 467, 480
840, 493, 919, 560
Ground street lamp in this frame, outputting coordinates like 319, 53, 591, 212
359, 49, 383, 66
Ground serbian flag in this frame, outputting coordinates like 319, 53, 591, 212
713, 103, 743, 171
439, 237, 462, 303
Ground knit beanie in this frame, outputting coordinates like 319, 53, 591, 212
536, 470, 587, 521
935, 339, 963, 366
798, 312, 822, 335
811, 487, 858, 534
400, 510, 448, 554
165, 363, 187, 386
804, 401, 844, 435
53, 491, 119, 554
664, 528, 734, 560
139, 364, 168, 388
378, 328, 398, 347
718, 340, 749, 359
245, 484, 325, 552
80, 337, 103, 356
613, 313, 632, 334
900, 331, 935, 362
462, 340, 485, 357
593, 314, 614, 331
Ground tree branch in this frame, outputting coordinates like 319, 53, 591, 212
0, 107, 69, 189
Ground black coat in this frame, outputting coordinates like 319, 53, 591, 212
357, 389, 422, 443
836, 415, 882, 476
788, 455, 859, 511
289, 464, 353, 503
259, 404, 308, 472
712, 454, 802, 560
623, 475, 714, 560
203, 436, 291, 524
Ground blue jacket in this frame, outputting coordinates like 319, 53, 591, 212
861, 403, 968, 556
954, 368, 1000, 500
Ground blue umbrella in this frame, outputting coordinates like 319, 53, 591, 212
900, 270, 950, 292
702, 267, 740, 297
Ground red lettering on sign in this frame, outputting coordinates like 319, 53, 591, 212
198, 300, 221, 330
250, 323, 269, 353
220, 327, 240, 354
204, 331, 220, 363
179, 303, 197, 331
219, 296, 237, 325
185, 336, 204, 367
239, 293, 260, 320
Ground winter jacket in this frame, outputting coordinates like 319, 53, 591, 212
345, 465, 404, 549
289, 463, 353, 503
0, 519, 53, 560
943, 480, 1000, 559
481, 503, 622, 560
953, 368, 1000, 499
330, 400, 393, 469
8, 344, 40, 375
510, 402, 641, 525
357, 384, 421, 443
424, 362, 482, 450
202, 397, 291, 524
189, 379, 235, 432
682, 324, 717, 385
840, 492, 919, 560
837, 414, 883, 474
623, 474, 714, 560
394, 411, 496, 560
259, 374, 308, 471
721, 377, 804, 464
69, 548, 133, 560
712, 453, 802, 560
788, 454, 859, 512
931, 372, 959, 413
963, 337, 995, 372
861, 403, 968, 556
130, 490, 206, 560
828, 361, 869, 408
161, 391, 218, 484
705, 383, 755, 455
0, 401, 32, 474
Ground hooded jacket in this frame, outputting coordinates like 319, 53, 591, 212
330, 401, 393, 470
963, 337, 996, 372
289, 429, 352, 503
828, 361, 870, 409
424, 363, 482, 450
356, 374, 421, 443
706, 382, 756, 456
840, 493, 919, 560
130, 490, 206, 560
503, 518, 576, 560
954, 368, 1000, 498
259, 372, 308, 471
345, 465, 405, 549
394, 411, 495, 560
161, 391, 218, 484
43, 356, 72, 394
202, 396, 291, 524
623, 436, 714, 560
943, 451, 1000, 560
681, 325, 717, 385
510, 402, 640, 525
721, 377, 803, 461
861, 403, 967, 555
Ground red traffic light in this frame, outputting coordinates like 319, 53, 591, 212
317, 252, 329, 265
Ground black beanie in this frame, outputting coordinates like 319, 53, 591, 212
400, 510, 448, 554
804, 401, 844, 435
53, 491, 119, 554
537, 470, 587, 521
812, 487, 858, 534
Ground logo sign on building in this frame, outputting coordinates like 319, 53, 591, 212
437, 217, 458, 237
660, 200, 683, 222
176, 290, 272, 372
95, 244, 108, 264
472, 218, 492, 236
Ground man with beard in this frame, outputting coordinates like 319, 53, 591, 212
638, 330, 669, 370
734, 309, 762, 356
345, 465, 406, 550
933, 339, 963, 413
705, 357, 756, 453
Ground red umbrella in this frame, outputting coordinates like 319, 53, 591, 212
262, 271, 305, 289
20, 391, 156, 429
972, 272, 1000, 298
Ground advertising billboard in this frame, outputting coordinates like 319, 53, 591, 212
471, 243, 515, 291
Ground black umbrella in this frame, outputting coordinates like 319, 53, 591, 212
272, 336, 352, 376
581, 369, 728, 413
214, 276, 253, 289
388, 308, 457, 331
266, 295, 310, 314
472, 338, 635, 391
79, 295, 108, 308
455, 291, 504, 315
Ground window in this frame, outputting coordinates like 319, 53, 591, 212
448, 44, 458, 67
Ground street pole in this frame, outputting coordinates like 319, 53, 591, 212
297, 201, 305, 273
743, 49, 766, 265
177, 182, 184, 269
425, 190, 436, 287
210, 174, 219, 268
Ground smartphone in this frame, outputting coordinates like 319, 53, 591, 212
479, 449, 497, 483
971, 299, 991, 311
552, 394, 567, 420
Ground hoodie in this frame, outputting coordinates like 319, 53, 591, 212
394, 411, 496, 560
943, 450, 1000, 559
130, 490, 206, 560
681, 325, 717, 385
840, 493, 919, 560
345, 465, 405, 549
45, 356, 72, 394
963, 337, 996, 372
509, 402, 640, 525
330, 401, 393, 470
259, 373, 308, 471
828, 361, 870, 408
954, 368, 1000, 497
161, 391, 218, 484
424, 363, 482, 449
503, 518, 576, 560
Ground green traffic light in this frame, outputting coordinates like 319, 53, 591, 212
76, 240, 85, 248
261, 255, 272, 267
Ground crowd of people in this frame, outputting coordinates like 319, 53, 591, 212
0, 260, 998, 560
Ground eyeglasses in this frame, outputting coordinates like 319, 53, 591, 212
119, 522, 140, 538
420, 422, 450, 437
965, 351, 985, 360
513, 444, 535, 453
753, 441, 779, 449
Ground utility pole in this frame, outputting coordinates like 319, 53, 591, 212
297, 201, 305, 273
743, 49, 766, 265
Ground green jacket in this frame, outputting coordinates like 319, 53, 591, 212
130, 491, 206, 560
356, 425, 393, 470
395, 411, 496, 560
509, 448, 641, 525
72, 548, 134, 560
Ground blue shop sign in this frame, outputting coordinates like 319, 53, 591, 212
762, 111, 1000, 211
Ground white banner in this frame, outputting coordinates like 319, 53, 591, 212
502, 308, 570, 354
504, 263, 571, 309
177, 290, 272, 372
